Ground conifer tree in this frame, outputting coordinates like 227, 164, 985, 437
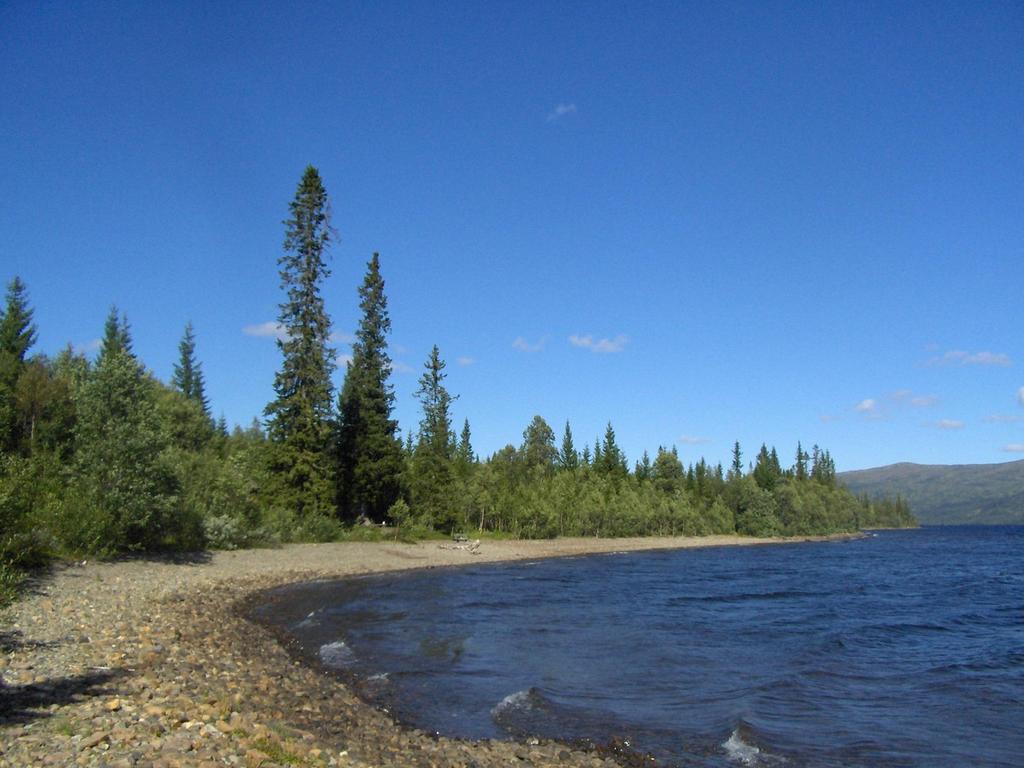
795, 441, 808, 481
100, 306, 132, 360
456, 419, 475, 466
264, 166, 337, 518
598, 422, 627, 477
558, 420, 578, 471
335, 253, 403, 522
410, 346, 457, 529
635, 450, 652, 480
730, 440, 743, 479
172, 321, 209, 416
0, 277, 37, 453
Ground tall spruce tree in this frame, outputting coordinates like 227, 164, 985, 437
598, 422, 627, 477
100, 306, 132, 360
0, 277, 37, 454
171, 321, 209, 416
335, 253, 403, 522
558, 420, 578, 471
264, 166, 338, 518
410, 345, 457, 530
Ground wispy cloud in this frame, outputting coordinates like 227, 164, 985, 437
389, 360, 414, 374
984, 413, 1024, 424
932, 419, 965, 430
329, 331, 355, 344
243, 321, 287, 341
854, 398, 877, 414
546, 102, 577, 122
569, 333, 629, 354
890, 389, 938, 408
678, 435, 710, 445
456, 356, 475, 367
74, 338, 102, 355
928, 349, 1012, 367
1018, 386, 1024, 406
512, 335, 547, 353
1002, 443, 1024, 453
819, 414, 841, 423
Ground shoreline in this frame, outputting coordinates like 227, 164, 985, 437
0, 532, 864, 767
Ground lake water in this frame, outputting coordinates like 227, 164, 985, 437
255, 527, 1024, 767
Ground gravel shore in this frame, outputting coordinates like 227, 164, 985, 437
0, 533, 858, 767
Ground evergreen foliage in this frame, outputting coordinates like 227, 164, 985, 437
335, 253, 404, 522
558, 421, 578, 472
172, 321, 210, 417
409, 346, 458, 530
264, 166, 337, 520
0, 277, 37, 454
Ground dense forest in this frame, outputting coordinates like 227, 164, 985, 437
0, 166, 915, 600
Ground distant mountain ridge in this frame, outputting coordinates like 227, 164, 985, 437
839, 459, 1024, 525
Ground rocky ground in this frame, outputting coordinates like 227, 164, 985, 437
0, 534, 854, 767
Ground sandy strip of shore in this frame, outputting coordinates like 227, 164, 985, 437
0, 533, 860, 768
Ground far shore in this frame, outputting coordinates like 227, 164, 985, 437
0, 531, 866, 767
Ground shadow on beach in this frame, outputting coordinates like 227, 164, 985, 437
0, 668, 127, 726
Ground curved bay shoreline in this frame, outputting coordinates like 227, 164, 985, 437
0, 533, 864, 767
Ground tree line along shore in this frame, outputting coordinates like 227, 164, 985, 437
0, 166, 915, 603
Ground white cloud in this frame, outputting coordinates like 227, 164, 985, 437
546, 102, 577, 122
819, 414, 840, 423
1002, 443, 1024, 453
1018, 386, 1024, 406
854, 398, 877, 413
243, 321, 287, 340
74, 337, 102, 354
390, 360, 414, 374
890, 390, 938, 408
929, 349, 1012, 367
983, 413, 1024, 424
678, 435, 710, 445
512, 336, 547, 353
569, 333, 629, 354
339, 353, 353, 366
931, 419, 965, 430
329, 331, 355, 344
456, 356, 475, 367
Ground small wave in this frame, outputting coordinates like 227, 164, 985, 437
722, 722, 787, 767
295, 610, 320, 629
491, 687, 550, 719
318, 640, 355, 668
669, 589, 829, 606
723, 728, 761, 765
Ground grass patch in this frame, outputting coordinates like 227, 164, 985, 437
251, 737, 305, 765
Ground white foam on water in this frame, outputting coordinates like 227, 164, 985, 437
295, 610, 319, 629
491, 689, 533, 718
318, 640, 355, 668
723, 728, 761, 765
367, 672, 389, 682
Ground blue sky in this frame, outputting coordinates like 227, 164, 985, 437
2, 1, 1021, 471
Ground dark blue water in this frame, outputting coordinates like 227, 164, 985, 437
257, 528, 1024, 767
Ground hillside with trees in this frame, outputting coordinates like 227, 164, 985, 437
0, 166, 915, 602
840, 461, 1024, 525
